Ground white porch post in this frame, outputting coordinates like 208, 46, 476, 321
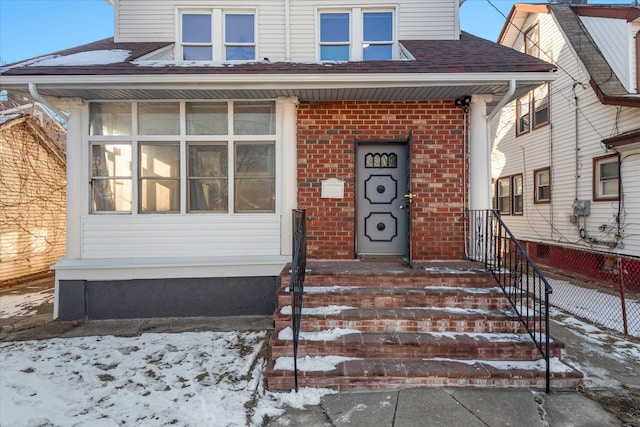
277, 96, 299, 256
65, 99, 84, 259
467, 95, 493, 261
469, 95, 493, 210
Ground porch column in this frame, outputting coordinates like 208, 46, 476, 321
468, 95, 493, 210
277, 96, 299, 256
65, 98, 84, 259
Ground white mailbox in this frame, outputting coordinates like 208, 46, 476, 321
321, 178, 345, 199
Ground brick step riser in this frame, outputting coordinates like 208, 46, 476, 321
280, 275, 497, 289
266, 375, 580, 392
270, 344, 559, 360
273, 318, 532, 334
277, 294, 515, 311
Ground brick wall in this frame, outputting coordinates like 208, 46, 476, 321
297, 100, 467, 260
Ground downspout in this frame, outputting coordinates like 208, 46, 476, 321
485, 79, 516, 207
284, 0, 291, 61
29, 83, 69, 122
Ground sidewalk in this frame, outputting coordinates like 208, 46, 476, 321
1, 278, 637, 426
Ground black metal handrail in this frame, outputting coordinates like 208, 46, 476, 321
289, 209, 307, 392
467, 209, 553, 393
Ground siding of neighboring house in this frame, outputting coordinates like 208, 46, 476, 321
0, 116, 66, 283
298, 100, 466, 260
115, 0, 459, 59
492, 7, 640, 281
580, 16, 634, 93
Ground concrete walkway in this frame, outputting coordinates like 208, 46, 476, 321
1, 278, 637, 426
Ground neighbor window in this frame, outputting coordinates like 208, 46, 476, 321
319, 8, 395, 61
497, 177, 511, 214
512, 174, 523, 215
517, 83, 549, 135
179, 10, 256, 61
534, 167, 550, 203
516, 94, 530, 136
89, 101, 277, 214
593, 155, 619, 201
524, 24, 540, 58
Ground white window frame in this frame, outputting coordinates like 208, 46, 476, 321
177, 8, 257, 62
593, 154, 619, 201
316, 7, 397, 62
88, 101, 277, 215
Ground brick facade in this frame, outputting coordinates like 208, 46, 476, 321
297, 100, 467, 260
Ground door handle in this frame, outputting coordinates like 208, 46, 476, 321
401, 193, 416, 200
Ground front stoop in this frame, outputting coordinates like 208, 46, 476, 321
265, 260, 583, 391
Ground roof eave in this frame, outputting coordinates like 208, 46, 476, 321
589, 79, 640, 108
0, 71, 557, 89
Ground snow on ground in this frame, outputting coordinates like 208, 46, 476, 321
547, 277, 640, 337
0, 287, 53, 318
0, 331, 335, 427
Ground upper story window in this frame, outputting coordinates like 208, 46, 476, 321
516, 83, 549, 136
525, 23, 539, 58
179, 10, 256, 61
593, 154, 619, 201
319, 8, 395, 61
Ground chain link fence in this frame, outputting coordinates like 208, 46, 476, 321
522, 241, 640, 338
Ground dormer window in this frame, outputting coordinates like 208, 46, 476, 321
318, 8, 396, 61
179, 9, 256, 61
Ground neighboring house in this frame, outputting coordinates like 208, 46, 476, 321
0, 101, 67, 284
0, 0, 556, 320
492, 3, 640, 287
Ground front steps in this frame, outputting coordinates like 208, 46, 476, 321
265, 261, 582, 391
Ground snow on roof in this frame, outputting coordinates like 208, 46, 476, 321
27, 50, 131, 67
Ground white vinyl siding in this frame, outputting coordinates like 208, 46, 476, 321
492, 10, 640, 256
81, 215, 280, 258
580, 16, 634, 93
115, 0, 458, 62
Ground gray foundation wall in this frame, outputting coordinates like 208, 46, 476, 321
58, 276, 280, 320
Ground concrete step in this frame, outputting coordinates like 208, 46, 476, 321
270, 329, 563, 360
265, 357, 583, 391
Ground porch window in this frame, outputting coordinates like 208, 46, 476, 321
534, 167, 550, 203
90, 144, 132, 212
318, 8, 395, 61
188, 144, 228, 212
139, 143, 180, 213
179, 9, 256, 61
593, 155, 619, 201
512, 174, 523, 215
89, 101, 276, 214
496, 177, 510, 214
235, 143, 275, 212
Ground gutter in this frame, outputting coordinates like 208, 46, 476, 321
28, 83, 69, 121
